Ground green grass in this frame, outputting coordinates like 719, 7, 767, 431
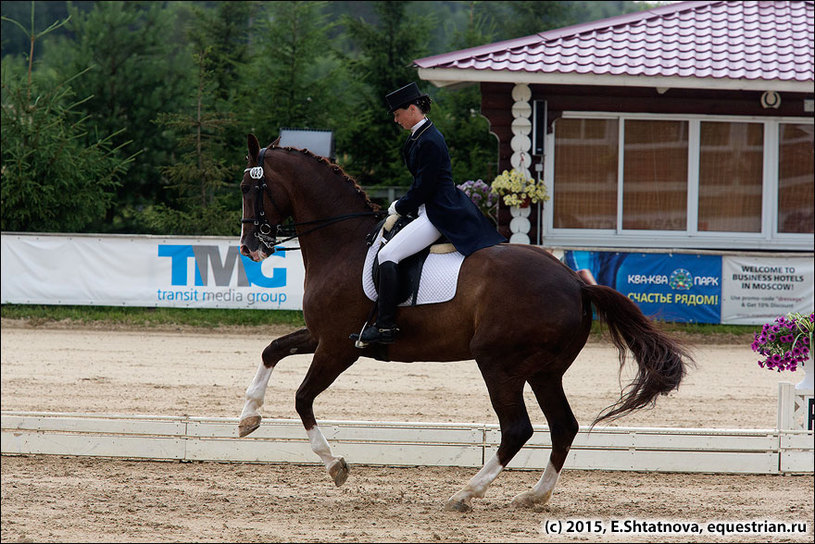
1, 304, 306, 329
1, 304, 756, 338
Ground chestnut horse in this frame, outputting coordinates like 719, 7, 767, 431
237, 134, 691, 512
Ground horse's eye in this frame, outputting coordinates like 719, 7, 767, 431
241, 185, 250, 194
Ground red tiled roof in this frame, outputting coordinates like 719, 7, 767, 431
415, 1, 814, 91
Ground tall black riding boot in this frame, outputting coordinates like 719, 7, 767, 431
360, 261, 400, 344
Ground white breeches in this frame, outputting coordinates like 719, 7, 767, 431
377, 205, 442, 264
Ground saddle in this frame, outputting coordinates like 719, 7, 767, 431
366, 214, 456, 306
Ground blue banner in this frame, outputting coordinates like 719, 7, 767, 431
563, 250, 723, 323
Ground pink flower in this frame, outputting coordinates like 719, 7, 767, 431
752, 312, 814, 373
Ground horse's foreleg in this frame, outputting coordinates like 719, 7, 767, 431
446, 367, 531, 512
295, 349, 357, 487
238, 328, 316, 437
511, 373, 578, 508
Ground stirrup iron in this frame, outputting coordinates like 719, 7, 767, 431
351, 321, 370, 349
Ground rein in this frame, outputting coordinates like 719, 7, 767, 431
242, 147, 385, 252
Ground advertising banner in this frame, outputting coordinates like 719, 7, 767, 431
1, 233, 305, 310
563, 250, 722, 323
4, 233, 811, 322
721, 256, 814, 325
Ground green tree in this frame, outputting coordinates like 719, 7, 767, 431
40, 1, 193, 232
571, 1, 660, 25
0, 1, 93, 58
480, 1, 576, 41
1, 8, 133, 232
193, 0, 257, 183
341, 1, 432, 186
142, 4, 242, 236
432, 1, 501, 184
191, 1, 254, 105
243, 1, 339, 135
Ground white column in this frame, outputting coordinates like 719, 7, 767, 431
509, 83, 532, 244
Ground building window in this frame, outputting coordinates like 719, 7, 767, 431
778, 123, 815, 234
698, 121, 763, 232
622, 120, 688, 231
553, 118, 618, 229
549, 114, 813, 249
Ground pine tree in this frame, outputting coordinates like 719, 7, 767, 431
41, 1, 193, 232
340, 1, 432, 187
1, 6, 133, 232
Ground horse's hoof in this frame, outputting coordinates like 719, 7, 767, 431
238, 415, 261, 437
329, 457, 349, 487
444, 498, 472, 512
511, 490, 550, 509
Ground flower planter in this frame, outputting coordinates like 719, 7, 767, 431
797, 353, 815, 390
752, 312, 814, 391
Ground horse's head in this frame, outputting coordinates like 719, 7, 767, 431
240, 133, 290, 262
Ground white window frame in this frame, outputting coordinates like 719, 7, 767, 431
542, 111, 814, 251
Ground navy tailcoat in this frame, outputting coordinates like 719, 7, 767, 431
394, 121, 506, 257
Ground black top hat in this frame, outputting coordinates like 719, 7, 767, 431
385, 82, 429, 113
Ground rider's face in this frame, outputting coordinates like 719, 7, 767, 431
393, 104, 423, 130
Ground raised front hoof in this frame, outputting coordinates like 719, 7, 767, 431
444, 498, 472, 513
238, 415, 261, 437
328, 457, 349, 487
511, 490, 551, 509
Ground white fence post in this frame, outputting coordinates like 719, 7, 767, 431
778, 381, 815, 431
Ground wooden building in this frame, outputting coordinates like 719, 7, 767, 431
415, 0, 814, 251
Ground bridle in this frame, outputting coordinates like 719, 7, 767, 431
241, 147, 385, 253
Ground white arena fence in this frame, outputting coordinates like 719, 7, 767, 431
2, 384, 811, 475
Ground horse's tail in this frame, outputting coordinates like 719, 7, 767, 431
581, 283, 693, 426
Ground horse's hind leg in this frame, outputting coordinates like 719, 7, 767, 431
238, 328, 316, 437
445, 364, 532, 512
511, 372, 578, 508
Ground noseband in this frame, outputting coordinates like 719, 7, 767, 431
241, 147, 385, 252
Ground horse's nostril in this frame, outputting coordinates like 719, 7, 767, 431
240, 245, 250, 256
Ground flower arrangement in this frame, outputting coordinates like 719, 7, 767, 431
490, 169, 549, 207
457, 179, 498, 219
751, 312, 814, 372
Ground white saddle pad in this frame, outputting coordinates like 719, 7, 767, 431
362, 229, 465, 306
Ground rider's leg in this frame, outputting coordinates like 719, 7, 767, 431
377, 206, 442, 265
360, 206, 441, 344
362, 259, 400, 343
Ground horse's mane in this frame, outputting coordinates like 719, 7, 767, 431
272, 144, 381, 213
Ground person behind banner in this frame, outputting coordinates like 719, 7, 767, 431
358, 82, 506, 346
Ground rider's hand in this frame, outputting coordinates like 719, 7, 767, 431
388, 201, 400, 216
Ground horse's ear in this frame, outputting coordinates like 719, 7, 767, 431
270, 136, 281, 148
248, 134, 260, 163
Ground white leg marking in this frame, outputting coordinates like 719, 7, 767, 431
531, 460, 560, 498
465, 454, 504, 497
239, 361, 273, 421
446, 454, 504, 510
308, 426, 349, 486
307, 425, 340, 467
511, 460, 560, 507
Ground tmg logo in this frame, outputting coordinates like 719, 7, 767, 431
158, 244, 286, 288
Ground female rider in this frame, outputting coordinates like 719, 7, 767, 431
359, 82, 506, 345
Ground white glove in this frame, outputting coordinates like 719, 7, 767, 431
388, 201, 399, 216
